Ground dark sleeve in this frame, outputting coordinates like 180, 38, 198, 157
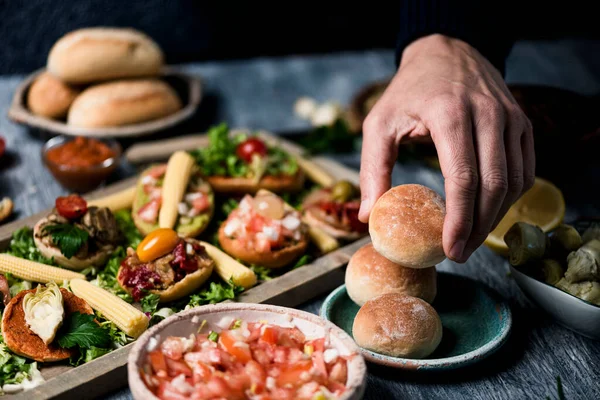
395, 0, 517, 76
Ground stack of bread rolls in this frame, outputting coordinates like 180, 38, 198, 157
346, 184, 446, 359
26, 27, 182, 128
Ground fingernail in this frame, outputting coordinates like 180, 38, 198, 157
358, 199, 371, 222
449, 240, 466, 261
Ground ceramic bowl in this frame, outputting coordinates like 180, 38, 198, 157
510, 265, 600, 340
321, 272, 512, 370
128, 303, 367, 400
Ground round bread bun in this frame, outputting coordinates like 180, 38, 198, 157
47, 27, 163, 84
369, 184, 446, 269
218, 224, 308, 268
26, 72, 80, 119
67, 79, 182, 128
33, 218, 111, 270
117, 245, 215, 303
345, 243, 436, 306
352, 293, 443, 359
206, 169, 305, 195
1, 287, 94, 362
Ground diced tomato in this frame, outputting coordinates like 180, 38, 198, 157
327, 381, 347, 395
218, 331, 252, 363
278, 327, 305, 349
147, 164, 167, 178
249, 215, 267, 233
184, 356, 212, 384
255, 235, 271, 253
148, 350, 168, 374
165, 358, 192, 377
157, 381, 188, 400
55, 194, 88, 219
245, 360, 267, 393
260, 326, 278, 345
206, 376, 243, 400
273, 347, 289, 364
251, 342, 274, 366
253, 395, 273, 400
328, 359, 347, 384
161, 337, 187, 360
276, 360, 313, 388
311, 350, 328, 379
267, 388, 295, 400
192, 194, 210, 212
306, 338, 325, 353
138, 198, 160, 223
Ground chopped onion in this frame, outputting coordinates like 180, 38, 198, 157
224, 218, 242, 237
178, 202, 189, 215
282, 215, 301, 231
185, 192, 203, 203
323, 348, 339, 363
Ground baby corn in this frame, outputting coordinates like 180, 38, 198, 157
159, 151, 195, 229
70, 279, 149, 338
200, 241, 257, 289
0, 254, 85, 283
87, 186, 136, 211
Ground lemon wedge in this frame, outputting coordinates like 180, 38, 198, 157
484, 177, 565, 256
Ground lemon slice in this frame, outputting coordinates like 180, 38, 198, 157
484, 177, 566, 256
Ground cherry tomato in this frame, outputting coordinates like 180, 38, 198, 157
236, 138, 267, 163
55, 194, 88, 219
0, 137, 5, 159
137, 228, 180, 263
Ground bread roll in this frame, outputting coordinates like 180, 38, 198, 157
352, 293, 442, 359
345, 243, 436, 306
67, 79, 182, 128
47, 27, 163, 84
27, 72, 80, 118
369, 184, 446, 269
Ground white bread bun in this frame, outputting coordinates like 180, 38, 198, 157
47, 27, 163, 84
369, 184, 446, 269
345, 243, 436, 306
67, 79, 182, 128
33, 218, 111, 270
352, 293, 443, 359
27, 72, 80, 119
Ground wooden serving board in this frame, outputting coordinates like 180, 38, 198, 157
0, 131, 367, 399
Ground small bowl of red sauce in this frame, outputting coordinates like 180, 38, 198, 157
42, 135, 122, 193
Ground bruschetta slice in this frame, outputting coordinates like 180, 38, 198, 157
192, 123, 305, 194
301, 180, 368, 240
117, 228, 214, 303
218, 190, 309, 268
33, 194, 124, 270
132, 151, 214, 238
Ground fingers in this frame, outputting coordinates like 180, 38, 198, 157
462, 99, 508, 260
358, 114, 400, 223
427, 98, 477, 262
521, 117, 536, 193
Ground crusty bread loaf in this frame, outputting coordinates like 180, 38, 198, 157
352, 293, 443, 359
67, 79, 182, 128
345, 243, 437, 306
369, 184, 446, 269
27, 72, 80, 119
47, 27, 164, 84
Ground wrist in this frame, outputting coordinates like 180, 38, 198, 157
401, 34, 469, 66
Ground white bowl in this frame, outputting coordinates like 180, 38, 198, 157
510, 265, 600, 340
127, 303, 368, 399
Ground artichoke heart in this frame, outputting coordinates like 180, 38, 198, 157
582, 222, 600, 244
555, 278, 600, 306
22, 282, 65, 345
249, 153, 268, 184
504, 222, 547, 266
565, 239, 600, 283
547, 224, 582, 253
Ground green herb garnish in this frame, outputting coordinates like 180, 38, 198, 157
187, 279, 244, 308
208, 331, 218, 342
6, 227, 55, 265
231, 319, 242, 329
57, 312, 111, 349
42, 224, 89, 259
141, 293, 160, 314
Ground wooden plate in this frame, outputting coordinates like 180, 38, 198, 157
7, 67, 202, 138
320, 272, 512, 371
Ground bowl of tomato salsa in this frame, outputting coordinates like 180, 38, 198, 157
42, 135, 122, 192
128, 303, 367, 400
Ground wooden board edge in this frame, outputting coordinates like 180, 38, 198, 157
1, 132, 364, 398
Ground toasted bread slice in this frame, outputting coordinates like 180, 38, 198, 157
132, 165, 214, 238
218, 224, 308, 268
206, 169, 305, 195
1, 288, 93, 362
33, 218, 111, 271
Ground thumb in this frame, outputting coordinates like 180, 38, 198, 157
358, 117, 399, 223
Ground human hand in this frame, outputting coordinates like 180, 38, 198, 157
358, 34, 535, 263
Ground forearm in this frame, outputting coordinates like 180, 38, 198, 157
395, 0, 517, 76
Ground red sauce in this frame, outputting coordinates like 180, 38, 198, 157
46, 137, 115, 167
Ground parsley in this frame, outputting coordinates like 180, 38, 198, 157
57, 312, 111, 349
6, 227, 55, 265
141, 293, 160, 314
114, 209, 143, 250
42, 224, 89, 259
97, 247, 133, 303
208, 331, 218, 342
187, 279, 244, 308
250, 265, 273, 281
292, 255, 312, 269
231, 319, 242, 329
298, 118, 357, 155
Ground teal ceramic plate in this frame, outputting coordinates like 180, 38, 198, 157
320, 271, 512, 371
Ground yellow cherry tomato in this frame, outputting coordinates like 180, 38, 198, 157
137, 228, 180, 262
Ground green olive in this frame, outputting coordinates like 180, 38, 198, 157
331, 180, 357, 202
